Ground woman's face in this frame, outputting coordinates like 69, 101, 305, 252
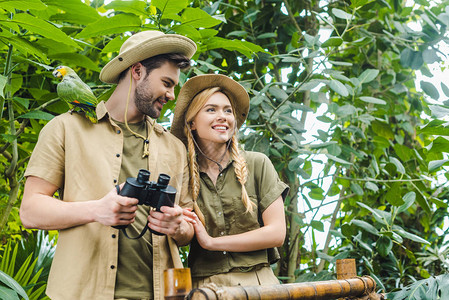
191, 92, 236, 147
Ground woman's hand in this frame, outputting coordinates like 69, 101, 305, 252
183, 208, 214, 250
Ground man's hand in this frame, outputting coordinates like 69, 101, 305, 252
93, 186, 139, 226
148, 205, 194, 245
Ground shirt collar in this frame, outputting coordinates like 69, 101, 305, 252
96, 101, 166, 135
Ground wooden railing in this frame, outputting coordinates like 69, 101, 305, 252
164, 259, 384, 300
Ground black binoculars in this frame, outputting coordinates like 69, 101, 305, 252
114, 169, 176, 237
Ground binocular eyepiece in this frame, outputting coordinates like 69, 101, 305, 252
114, 169, 176, 236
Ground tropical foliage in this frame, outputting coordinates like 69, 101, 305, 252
1, 0, 449, 299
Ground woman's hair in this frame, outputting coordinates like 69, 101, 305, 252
184, 87, 255, 213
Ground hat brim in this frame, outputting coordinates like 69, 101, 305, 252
100, 34, 197, 84
171, 74, 249, 146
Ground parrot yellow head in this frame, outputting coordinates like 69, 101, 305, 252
53, 66, 68, 79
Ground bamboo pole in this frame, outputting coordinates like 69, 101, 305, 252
187, 276, 376, 300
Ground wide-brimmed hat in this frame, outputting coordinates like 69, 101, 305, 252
171, 74, 250, 145
100, 30, 197, 84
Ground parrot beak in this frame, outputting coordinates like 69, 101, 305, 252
53, 69, 62, 78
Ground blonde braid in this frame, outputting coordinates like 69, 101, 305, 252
185, 125, 206, 225
185, 126, 200, 200
230, 135, 255, 213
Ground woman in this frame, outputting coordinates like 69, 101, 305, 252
171, 74, 289, 287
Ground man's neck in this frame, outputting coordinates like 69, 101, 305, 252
105, 81, 144, 123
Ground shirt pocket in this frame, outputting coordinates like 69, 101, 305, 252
232, 196, 260, 233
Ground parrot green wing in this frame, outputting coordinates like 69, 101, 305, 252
57, 75, 98, 106
54, 66, 99, 123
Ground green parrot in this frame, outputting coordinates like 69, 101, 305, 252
53, 65, 99, 123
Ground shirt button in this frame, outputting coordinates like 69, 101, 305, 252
218, 212, 222, 216
220, 231, 225, 236
112, 234, 116, 238
113, 179, 117, 184
116, 153, 120, 157
223, 251, 227, 255
110, 265, 115, 269
117, 130, 121, 134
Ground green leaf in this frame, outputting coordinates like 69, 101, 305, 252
104, 0, 148, 16
359, 96, 386, 105
204, 37, 264, 58
50, 53, 101, 72
257, 33, 277, 39
17, 111, 54, 121
429, 105, 449, 118
394, 227, 430, 245
422, 48, 441, 64
0, 33, 45, 60
288, 156, 304, 171
358, 69, 379, 84
0, 271, 28, 300
268, 86, 288, 100
171, 24, 202, 40
181, 7, 222, 28
351, 219, 379, 235
101, 35, 128, 54
389, 157, 405, 174
325, 154, 352, 165
400, 48, 423, 69
365, 181, 379, 192
0, 0, 47, 11
350, 182, 364, 195
0, 286, 19, 300
376, 236, 393, 257
321, 37, 343, 47
332, 8, 354, 20
421, 81, 440, 100
442, 82, 449, 97
357, 202, 389, 225
311, 220, 324, 232
227, 31, 247, 38
11, 13, 80, 49
428, 159, 449, 172
153, 0, 188, 19
76, 14, 142, 38
328, 79, 349, 97
418, 119, 449, 136
0, 74, 6, 98
44, 0, 101, 25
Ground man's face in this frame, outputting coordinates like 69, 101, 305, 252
134, 61, 180, 119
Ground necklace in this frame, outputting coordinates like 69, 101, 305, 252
123, 74, 153, 158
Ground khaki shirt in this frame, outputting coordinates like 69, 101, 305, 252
25, 102, 192, 300
188, 151, 289, 277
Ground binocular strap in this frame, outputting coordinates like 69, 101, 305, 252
115, 185, 150, 240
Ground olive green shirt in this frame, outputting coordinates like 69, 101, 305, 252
25, 102, 192, 300
114, 120, 153, 299
188, 151, 289, 277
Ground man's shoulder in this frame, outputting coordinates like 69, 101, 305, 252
153, 123, 185, 149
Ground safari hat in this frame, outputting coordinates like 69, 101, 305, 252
100, 30, 197, 84
171, 74, 250, 145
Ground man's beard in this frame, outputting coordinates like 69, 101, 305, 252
134, 81, 164, 119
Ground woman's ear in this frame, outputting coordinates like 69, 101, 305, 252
190, 121, 196, 131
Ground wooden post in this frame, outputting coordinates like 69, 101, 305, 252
164, 268, 192, 300
336, 258, 356, 280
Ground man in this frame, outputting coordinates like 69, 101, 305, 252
20, 31, 197, 300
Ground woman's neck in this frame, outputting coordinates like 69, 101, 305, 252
197, 142, 230, 172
